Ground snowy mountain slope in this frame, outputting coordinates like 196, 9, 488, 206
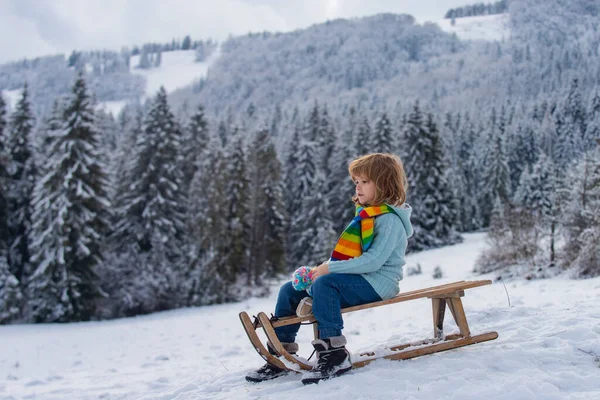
434, 13, 509, 41
130, 49, 221, 98
96, 48, 221, 116
2, 89, 21, 112
1, 232, 599, 400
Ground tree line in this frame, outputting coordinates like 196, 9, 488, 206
1, 70, 599, 325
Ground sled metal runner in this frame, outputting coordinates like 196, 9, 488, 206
240, 280, 498, 372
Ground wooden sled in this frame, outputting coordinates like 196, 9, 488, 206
240, 280, 498, 372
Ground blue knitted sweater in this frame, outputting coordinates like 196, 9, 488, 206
327, 204, 413, 300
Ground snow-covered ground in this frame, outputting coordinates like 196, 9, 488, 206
1, 232, 599, 400
434, 13, 509, 42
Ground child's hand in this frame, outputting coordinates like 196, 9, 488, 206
311, 263, 330, 281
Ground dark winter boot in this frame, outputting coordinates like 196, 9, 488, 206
301, 335, 352, 385
245, 341, 299, 383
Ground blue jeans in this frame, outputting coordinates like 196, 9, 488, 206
274, 274, 382, 341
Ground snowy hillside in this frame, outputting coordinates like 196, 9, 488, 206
2, 89, 21, 112
434, 14, 509, 41
96, 48, 221, 116
1, 232, 599, 400
130, 49, 220, 98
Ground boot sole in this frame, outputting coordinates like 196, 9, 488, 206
245, 370, 289, 383
301, 366, 352, 385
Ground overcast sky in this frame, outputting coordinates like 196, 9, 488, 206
0, 0, 476, 64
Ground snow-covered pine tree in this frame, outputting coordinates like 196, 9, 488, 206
36, 100, 66, 164
287, 130, 319, 265
372, 112, 395, 154
95, 109, 118, 156
296, 170, 337, 265
552, 109, 579, 169
186, 137, 229, 305
481, 107, 511, 225
318, 105, 336, 178
404, 103, 460, 250
0, 93, 9, 252
0, 94, 21, 324
113, 87, 187, 312
561, 147, 600, 276
515, 152, 558, 267
458, 114, 484, 231
27, 74, 111, 322
507, 122, 539, 193
327, 110, 356, 233
247, 129, 287, 286
6, 85, 36, 283
354, 115, 372, 157
305, 102, 320, 143
222, 133, 251, 297
138, 48, 152, 69
0, 255, 22, 324
181, 104, 209, 192
564, 78, 586, 145
584, 91, 600, 148
110, 104, 143, 207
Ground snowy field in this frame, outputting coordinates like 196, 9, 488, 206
1, 232, 599, 400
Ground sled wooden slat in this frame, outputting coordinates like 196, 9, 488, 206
270, 280, 491, 328
257, 312, 313, 371
239, 311, 291, 371
352, 332, 499, 369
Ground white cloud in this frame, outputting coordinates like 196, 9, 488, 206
0, 0, 479, 64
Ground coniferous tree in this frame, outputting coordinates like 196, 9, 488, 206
372, 112, 395, 154
561, 148, 600, 276
222, 134, 251, 296
404, 103, 460, 250
515, 152, 558, 267
247, 129, 287, 285
111, 104, 143, 206
186, 137, 229, 305
7, 85, 36, 282
305, 102, 320, 142
318, 106, 336, 178
0, 94, 9, 254
584, 92, 600, 148
288, 129, 319, 265
481, 108, 511, 224
138, 48, 151, 69
507, 123, 539, 193
114, 87, 186, 312
296, 170, 337, 265
328, 110, 356, 233
181, 104, 209, 192
355, 115, 372, 157
0, 94, 21, 324
0, 255, 22, 324
27, 75, 111, 322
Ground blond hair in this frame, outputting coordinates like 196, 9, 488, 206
348, 153, 408, 207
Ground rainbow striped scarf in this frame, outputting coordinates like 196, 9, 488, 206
330, 204, 393, 261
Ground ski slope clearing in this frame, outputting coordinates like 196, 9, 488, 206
434, 13, 509, 42
1, 232, 599, 399
130, 49, 220, 98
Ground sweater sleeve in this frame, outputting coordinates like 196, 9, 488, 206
327, 214, 402, 275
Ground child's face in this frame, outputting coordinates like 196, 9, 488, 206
353, 175, 377, 205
